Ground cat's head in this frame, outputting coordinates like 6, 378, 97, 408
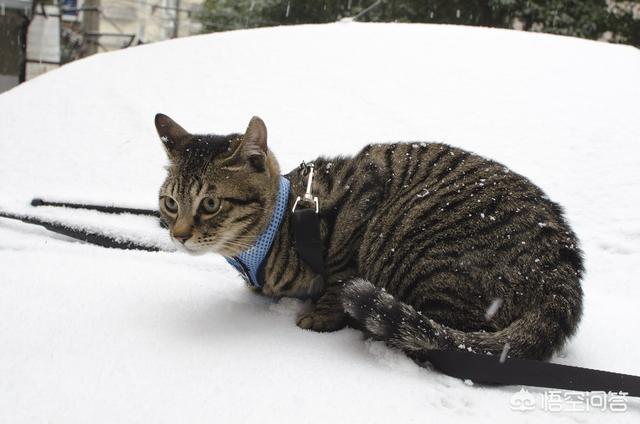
154, 113, 280, 255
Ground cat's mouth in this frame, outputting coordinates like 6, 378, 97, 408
172, 236, 233, 256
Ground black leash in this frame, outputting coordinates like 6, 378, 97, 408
0, 210, 166, 252
1, 189, 639, 396
424, 349, 640, 396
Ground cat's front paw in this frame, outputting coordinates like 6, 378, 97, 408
296, 310, 346, 332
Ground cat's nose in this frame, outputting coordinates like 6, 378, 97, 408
172, 227, 193, 243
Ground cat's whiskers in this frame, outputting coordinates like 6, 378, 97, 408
221, 238, 253, 246
225, 235, 260, 241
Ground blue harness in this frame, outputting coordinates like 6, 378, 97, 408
224, 176, 290, 287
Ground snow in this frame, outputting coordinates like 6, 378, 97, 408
1, 23, 640, 423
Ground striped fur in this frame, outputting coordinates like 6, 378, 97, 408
155, 115, 584, 361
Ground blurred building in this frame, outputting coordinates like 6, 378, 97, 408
1, 0, 32, 92
63, 0, 203, 54
0, 0, 203, 93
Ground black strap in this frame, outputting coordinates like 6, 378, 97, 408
292, 207, 325, 278
424, 349, 640, 397
0, 211, 166, 252
289, 204, 640, 396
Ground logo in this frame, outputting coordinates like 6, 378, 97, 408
510, 388, 536, 412
508, 387, 628, 412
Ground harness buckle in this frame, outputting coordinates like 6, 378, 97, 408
292, 162, 319, 213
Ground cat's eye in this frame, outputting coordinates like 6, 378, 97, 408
163, 196, 178, 214
200, 197, 221, 215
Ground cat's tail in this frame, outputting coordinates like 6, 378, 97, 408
341, 279, 580, 361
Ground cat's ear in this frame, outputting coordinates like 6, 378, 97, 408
239, 116, 268, 171
154, 113, 191, 157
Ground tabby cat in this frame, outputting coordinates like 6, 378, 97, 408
155, 113, 583, 361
